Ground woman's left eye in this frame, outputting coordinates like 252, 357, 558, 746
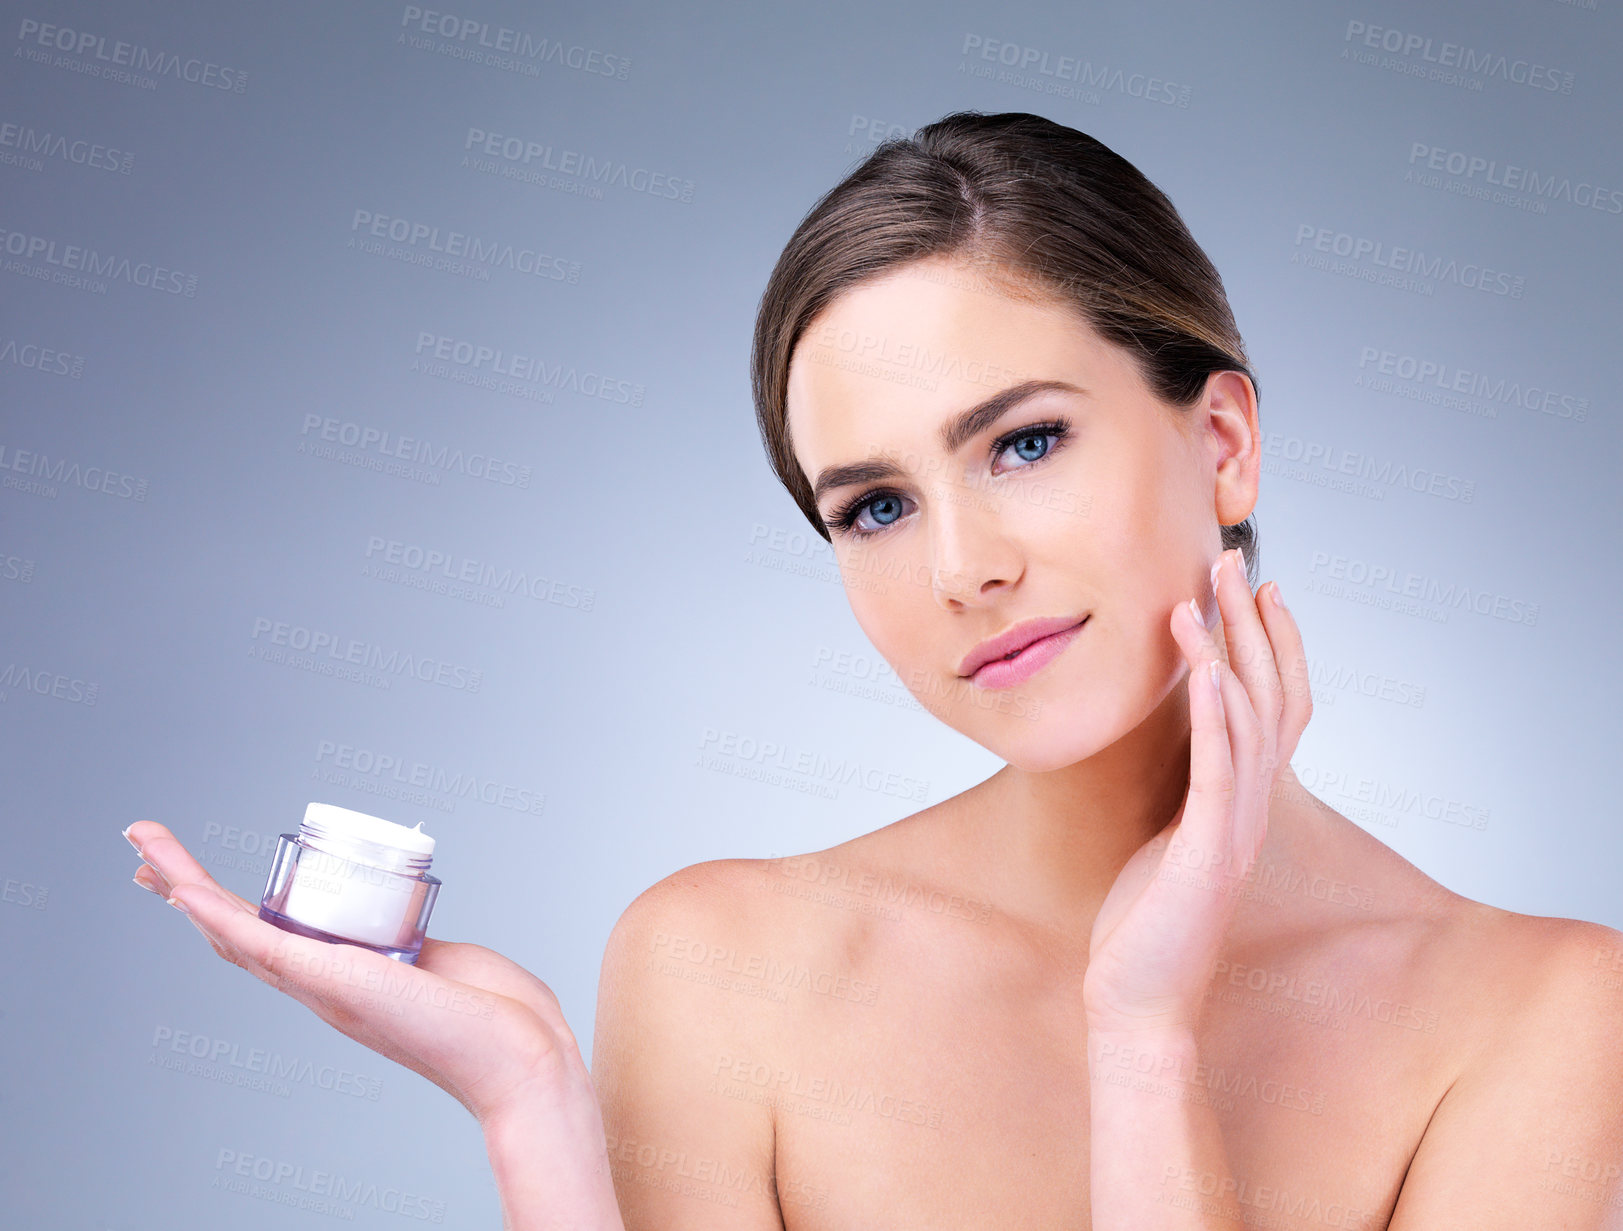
993, 426, 1063, 471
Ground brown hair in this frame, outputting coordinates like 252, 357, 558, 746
750, 109, 1260, 583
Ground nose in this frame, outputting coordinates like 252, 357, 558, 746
927, 487, 1023, 610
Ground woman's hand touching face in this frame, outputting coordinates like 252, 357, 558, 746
125, 820, 587, 1127
1081, 548, 1314, 1038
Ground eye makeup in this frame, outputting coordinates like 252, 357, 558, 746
825, 416, 1073, 538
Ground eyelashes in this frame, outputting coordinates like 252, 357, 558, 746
825, 416, 1073, 539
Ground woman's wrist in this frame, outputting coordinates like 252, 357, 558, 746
1086, 1026, 1204, 1093
481, 1061, 625, 1231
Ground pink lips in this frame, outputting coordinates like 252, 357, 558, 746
959, 615, 1089, 690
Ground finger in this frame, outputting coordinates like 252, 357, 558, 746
166, 874, 378, 1007
170, 879, 516, 1071
133, 863, 170, 897
1172, 602, 1264, 881
1212, 656, 1267, 875
1176, 655, 1236, 884
124, 821, 258, 915
1255, 579, 1313, 782
1209, 548, 1282, 769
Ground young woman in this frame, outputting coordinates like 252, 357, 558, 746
124, 111, 1623, 1229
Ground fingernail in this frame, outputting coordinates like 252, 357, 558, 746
122, 824, 142, 855
132, 872, 162, 897
166, 893, 190, 915
1270, 581, 1287, 611
1188, 597, 1204, 627
1208, 558, 1223, 593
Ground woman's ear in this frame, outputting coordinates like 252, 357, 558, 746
1204, 370, 1261, 527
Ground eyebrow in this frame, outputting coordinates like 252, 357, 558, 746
809, 379, 1087, 506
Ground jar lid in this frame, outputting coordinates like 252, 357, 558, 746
301, 802, 435, 857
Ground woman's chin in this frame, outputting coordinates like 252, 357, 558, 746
951, 706, 1115, 774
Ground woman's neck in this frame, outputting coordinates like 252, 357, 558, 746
963, 685, 1206, 939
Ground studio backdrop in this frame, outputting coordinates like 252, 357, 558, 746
2, 0, 1618, 1225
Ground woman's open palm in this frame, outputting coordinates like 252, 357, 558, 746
126, 820, 584, 1127
1083, 547, 1314, 1037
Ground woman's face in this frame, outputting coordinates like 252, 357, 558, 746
785, 254, 1259, 773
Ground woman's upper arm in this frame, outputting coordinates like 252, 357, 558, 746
592, 862, 788, 1231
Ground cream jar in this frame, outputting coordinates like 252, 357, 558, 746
258, 803, 441, 963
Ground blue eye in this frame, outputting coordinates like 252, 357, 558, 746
824, 415, 1072, 540
997, 429, 1056, 469
835, 492, 911, 537
865, 495, 905, 526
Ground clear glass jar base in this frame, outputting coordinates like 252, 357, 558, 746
258, 903, 424, 963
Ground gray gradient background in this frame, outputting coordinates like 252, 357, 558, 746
2, 0, 1618, 1225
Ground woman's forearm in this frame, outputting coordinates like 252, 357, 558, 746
482, 1065, 626, 1231
1088, 1028, 1241, 1230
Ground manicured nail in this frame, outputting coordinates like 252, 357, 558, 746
1269, 581, 1287, 611
132, 872, 161, 897
1208, 558, 1222, 593
1208, 659, 1222, 690
166, 893, 190, 915
1188, 597, 1203, 627
122, 824, 142, 854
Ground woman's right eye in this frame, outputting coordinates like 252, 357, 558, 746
833, 491, 912, 537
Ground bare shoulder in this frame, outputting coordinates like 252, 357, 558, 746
1436, 890, 1623, 1053
1379, 887, 1623, 1224
1257, 787, 1622, 1070
1277, 782, 1619, 995
598, 802, 952, 1008
598, 855, 793, 1004
1349, 821, 1623, 1037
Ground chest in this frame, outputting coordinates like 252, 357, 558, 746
767, 939, 1448, 1230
